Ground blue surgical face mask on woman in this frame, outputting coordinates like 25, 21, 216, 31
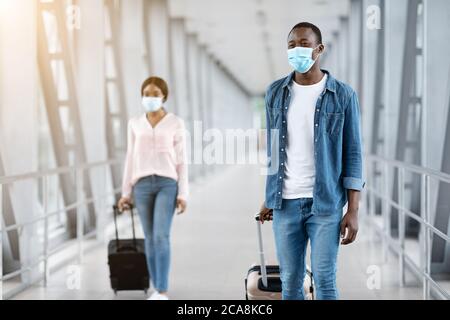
287, 45, 321, 74
142, 96, 163, 113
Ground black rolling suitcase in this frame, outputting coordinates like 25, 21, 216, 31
108, 205, 149, 295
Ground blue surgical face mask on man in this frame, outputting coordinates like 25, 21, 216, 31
142, 96, 163, 113
287, 45, 321, 74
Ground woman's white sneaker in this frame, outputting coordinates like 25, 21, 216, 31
147, 292, 159, 300
147, 292, 169, 300
158, 293, 169, 300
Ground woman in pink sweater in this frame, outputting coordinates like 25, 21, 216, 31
117, 76, 188, 300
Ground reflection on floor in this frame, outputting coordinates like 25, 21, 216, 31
11, 164, 424, 300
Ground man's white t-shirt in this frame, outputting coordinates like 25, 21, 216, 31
282, 74, 328, 199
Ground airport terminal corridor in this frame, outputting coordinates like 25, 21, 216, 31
1, 0, 450, 301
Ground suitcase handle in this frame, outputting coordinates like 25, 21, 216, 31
254, 211, 314, 294
254, 212, 269, 288
113, 204, 137, 250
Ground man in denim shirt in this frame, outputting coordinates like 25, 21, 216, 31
259, 22, 365, 300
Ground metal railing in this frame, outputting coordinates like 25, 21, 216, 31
2, 153, 449, 299
364, 154, 450, 300
0, 159, 123, 299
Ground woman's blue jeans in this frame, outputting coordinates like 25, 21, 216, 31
133, 175, 178, 292
272, 198, 342, 300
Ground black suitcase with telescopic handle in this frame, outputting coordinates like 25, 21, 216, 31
108, 204, 149, 295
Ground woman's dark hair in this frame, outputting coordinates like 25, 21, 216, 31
140, 76, 169, 102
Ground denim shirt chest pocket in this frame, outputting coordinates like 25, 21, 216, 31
268, 90, 291, 129
321, 97, 344, 137
323, 112, 344, 136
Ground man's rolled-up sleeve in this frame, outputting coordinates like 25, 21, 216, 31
342, 90, 365, 191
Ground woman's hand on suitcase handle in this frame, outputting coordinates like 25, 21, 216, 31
117, 197, 133, 213
259, 202, 273, 224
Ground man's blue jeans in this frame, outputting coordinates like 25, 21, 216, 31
133, 175, 178, 292
272, 198, 342, 300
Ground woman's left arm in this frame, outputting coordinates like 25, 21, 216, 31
174, 119, 189, 213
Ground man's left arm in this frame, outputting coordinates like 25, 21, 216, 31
340, 90, 365, 245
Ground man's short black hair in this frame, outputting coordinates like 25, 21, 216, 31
288, 22, 322, 44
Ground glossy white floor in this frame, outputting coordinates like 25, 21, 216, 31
11, 163, 424, 300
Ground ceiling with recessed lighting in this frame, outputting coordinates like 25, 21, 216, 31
169, 0, 350, 95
